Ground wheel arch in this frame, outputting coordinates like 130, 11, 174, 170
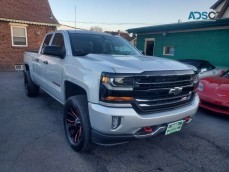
24, 64, 30, 71
64, 81, 88, 101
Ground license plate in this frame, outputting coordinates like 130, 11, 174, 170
165, 120, 184, 135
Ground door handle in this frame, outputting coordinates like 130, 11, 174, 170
35, 58, 39, 62
43, 61, 48, 64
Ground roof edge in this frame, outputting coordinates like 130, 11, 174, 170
0, 18, 60, 27
127, 18, 229, 34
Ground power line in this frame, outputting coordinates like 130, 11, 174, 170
74, 0, 77, 29
58, 20, 156, 25
60, 24, 88, 30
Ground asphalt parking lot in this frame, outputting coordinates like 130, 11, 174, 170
0, 72, 229, 172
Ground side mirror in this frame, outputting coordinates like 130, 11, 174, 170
200, 68, 207, 74
43, 46, 65, 58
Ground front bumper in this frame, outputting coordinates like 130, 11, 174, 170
88, 94, 199, 144
92, 120, 191, 145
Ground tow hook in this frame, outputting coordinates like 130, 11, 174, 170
184, 116, 192, 123
144, 127, 153, 133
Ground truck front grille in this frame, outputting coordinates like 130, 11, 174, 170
132, 71, 195, 114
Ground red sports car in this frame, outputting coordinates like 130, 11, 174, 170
197, 70, 229, 115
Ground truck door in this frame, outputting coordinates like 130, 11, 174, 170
33, 33, 53, 86
42, 33, 65, 102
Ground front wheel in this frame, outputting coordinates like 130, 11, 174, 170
64, 95, 92, 152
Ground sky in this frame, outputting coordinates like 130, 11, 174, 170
48, 0, 217, 31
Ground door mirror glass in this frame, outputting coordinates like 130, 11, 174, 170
43, 46, 65, 58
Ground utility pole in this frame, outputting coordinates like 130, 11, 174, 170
75, 5, 76, 29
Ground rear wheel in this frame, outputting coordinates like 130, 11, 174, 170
24, 71, 39, 97
64, 95, 92, 152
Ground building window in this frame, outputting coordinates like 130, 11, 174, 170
11, 26, 28, 47
163, 46, 175, 56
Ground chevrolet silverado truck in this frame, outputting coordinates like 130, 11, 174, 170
23, 30, 199, 152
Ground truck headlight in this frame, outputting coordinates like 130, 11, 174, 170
100, 72, 134, 104
192, 74, 199, 91
192, 74, 199, 84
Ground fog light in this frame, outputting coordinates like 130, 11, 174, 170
112, 116, 121, 130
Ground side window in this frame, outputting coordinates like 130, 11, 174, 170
51, 33, 65, 51
43, 34, 52, 47
41, 34, 52, 53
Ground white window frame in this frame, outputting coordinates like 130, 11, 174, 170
163, 46, 175, 56
144, 38, 155, 56
10, 23, 28, 47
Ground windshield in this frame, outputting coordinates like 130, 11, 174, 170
180, 61, 215, 71
69, 33, 141, 56
182, 62, 200, 69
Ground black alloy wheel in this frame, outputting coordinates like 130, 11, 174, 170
64, 96, 92, 152
65, 105, 82, 144
24, 71, 39, 97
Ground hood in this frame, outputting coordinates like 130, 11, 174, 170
84, 54, 193, 73
201, 77, 229, 92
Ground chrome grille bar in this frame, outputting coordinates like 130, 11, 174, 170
132, 72, 195, 114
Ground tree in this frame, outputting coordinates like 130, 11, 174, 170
90, 26, 103, 32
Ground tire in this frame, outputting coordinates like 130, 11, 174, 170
64, 95, 92, 152
24, 71, 39, 97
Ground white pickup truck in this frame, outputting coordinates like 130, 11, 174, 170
24, 30, 199, 152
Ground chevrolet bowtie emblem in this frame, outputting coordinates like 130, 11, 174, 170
169, 87, 183, 95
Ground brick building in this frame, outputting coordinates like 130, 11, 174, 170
0, 0, 59, 71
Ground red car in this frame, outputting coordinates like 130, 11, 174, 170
197, 70, 229, 115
